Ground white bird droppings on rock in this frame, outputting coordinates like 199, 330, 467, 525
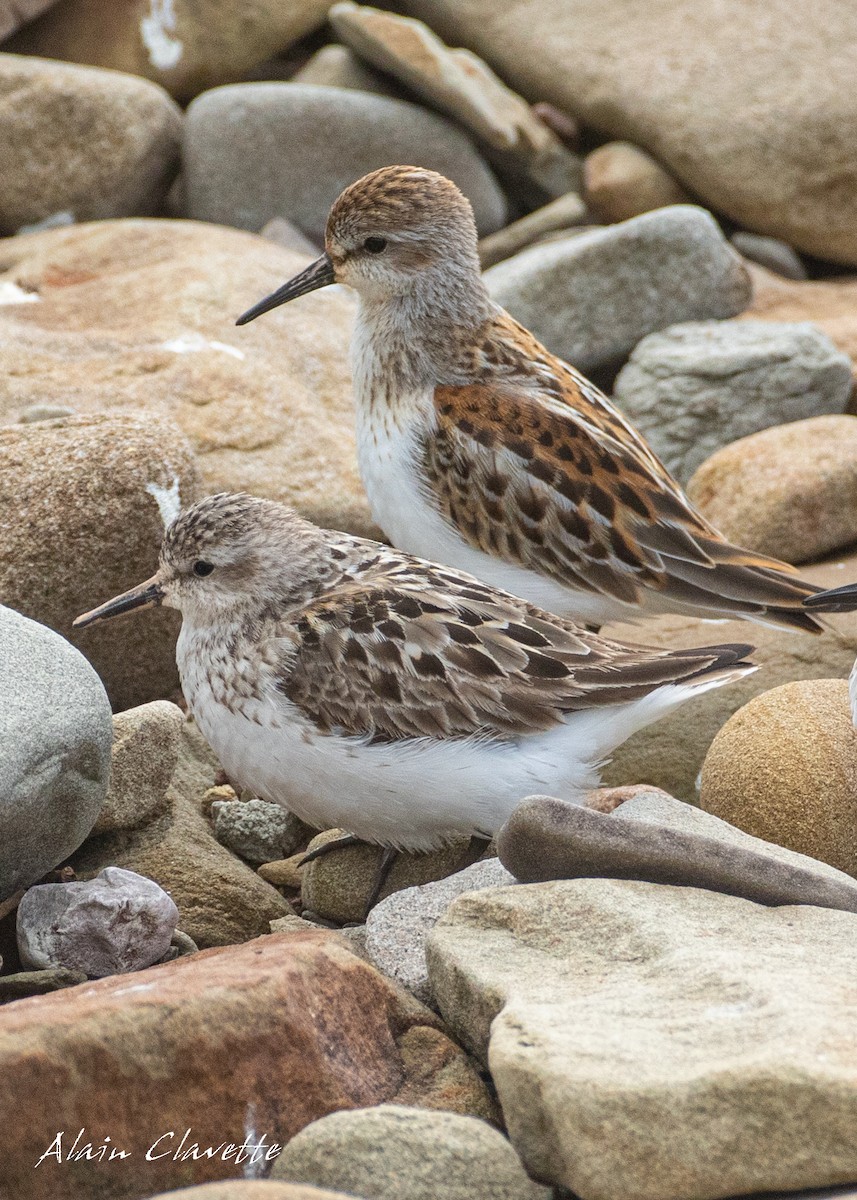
145, 476, 182, 528
140, 0, 183, 71
161, 331, 245, 359
0, 281, 39, 305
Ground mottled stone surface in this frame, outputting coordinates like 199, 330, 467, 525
687, 415, 857, 563
17, 866, 179, 977
0, 218, 374, 537
0, 53, 180, 233
94, 701, 184, 835
583, 140, 691, 223
0, 929, 466, 1200
389, 0, 857, 264
428, 878, 857, 1198
366, 859, 514, 1004
0, 412, 198, 710
211, 798, 309, 865
486, 206, 751, 373
614, 321, 851, 484
700, 679, 857, 876
272, 1105, 549, 1199
0, 606, 111, 902
8, 0, 332, 101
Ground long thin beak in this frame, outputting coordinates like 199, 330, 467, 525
803, 581, 857, 613
73, 576, 164, 629
235, 253, 336, 325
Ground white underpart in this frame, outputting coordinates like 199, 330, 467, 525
0, 281, 39, 305
146, 477, 182, 528
178, 622, 749, 851
355, 392, 636, 625
849, 659, 857, 728
161, 332, 245, 360
140, 0, 183, 70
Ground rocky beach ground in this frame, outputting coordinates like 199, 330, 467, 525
3, 3, 857, 1199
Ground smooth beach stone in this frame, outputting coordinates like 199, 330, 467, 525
485, 205, 750, 373
686, 414, 857, 563
0, 52, 181, 234
0, 605, 111, 902
293, 43, 404, 98
0, 0, 58, 40
0, 966, 87, 1003
613, 320, 852, 484
365, 858, 514, 1004
700, 678, 857, 876
583, 140, 692, 223
731, 231, 808, 280
17, 866, 179, 977
498, 793, 857, 913
184, 83, 507, 241
427, 877, 857, 1197
211, 798, 309, 865
94, 701, 185, 835
272, 1105, 550, 1200
150, 1182, 360, 1200
478, 192, 588, 268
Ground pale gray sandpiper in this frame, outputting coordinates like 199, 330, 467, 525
237, 164, 822, 632
76, 492, 755, 905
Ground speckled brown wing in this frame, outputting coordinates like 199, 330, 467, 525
424, 337, 823, 631
277, 560, 754, 741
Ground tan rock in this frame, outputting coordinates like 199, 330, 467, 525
700, 679, 857, 875
329, 2, 580, 201
73, 717, 292, 947
583, 140, 692, 223
478, 192, 588, 268
600, 552, 857, 802
583, 784, 673, 813
0, 218, 375, 537
94, 701, 185, 834
8, 0, 332, 102
301, 830, 487, 925
389, 0, 857, 265
259, 855, 305, 890
686, 415, 857, 563
744, 262, 857, 376
292, 44, 402, 99
0, 927, 463, 1200
427, 877, 857, 1198
151, 1183, 357, 1200
0, 53, 181, 234
394, 1025, 500, 1124
0, 412, 198, 710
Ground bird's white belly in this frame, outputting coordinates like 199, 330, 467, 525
356, 405, 627, 623
183, 668, 600, 852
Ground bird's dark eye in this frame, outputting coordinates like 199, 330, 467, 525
363, 236, 387, 254
192, 560, 215, 577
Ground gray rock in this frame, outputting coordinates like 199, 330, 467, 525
485, 204, 751, 373
366, 858, 513, 1004
271, 1104, 550, 1199
260, 216, 320, 256
184, 82, 507, 242
94, 701, 185, 835
427, 877, 857, 1198
210, 797, 309, 864
612, 319, 851, 482
0, 606, 111, 902
498, 793, 857, 913
731, 230, 808, 280
17, 866, 179, 978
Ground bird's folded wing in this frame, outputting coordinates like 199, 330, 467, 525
426, 378, 821, 621
275, 568, 753, 741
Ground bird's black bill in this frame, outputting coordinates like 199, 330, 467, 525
803, 582, 857, 613
73, 577, 164, 629
235, 253, 336, 325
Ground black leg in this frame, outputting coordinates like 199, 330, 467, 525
364, 846, 399, 917
299, 833, 364, 866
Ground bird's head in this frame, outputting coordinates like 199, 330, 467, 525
74, 493, 328, 630
236, 165, 481, 321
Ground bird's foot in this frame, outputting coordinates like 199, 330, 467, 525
299, 833, 364, 866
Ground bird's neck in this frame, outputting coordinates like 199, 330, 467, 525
352, 267, 493, 405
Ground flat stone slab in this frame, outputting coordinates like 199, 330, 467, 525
428, 877, 857, 1199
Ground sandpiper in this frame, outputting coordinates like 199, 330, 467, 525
75, 492, 754, 896
237, 165, 821, 632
